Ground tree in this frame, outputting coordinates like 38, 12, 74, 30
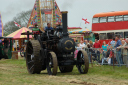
4, 21, 19, 36
4, 10, 32, 36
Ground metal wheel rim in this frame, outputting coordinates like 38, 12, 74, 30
26, 42, 35, 73
77, 50, 89, 74
46, 52, 58, 75
47, 55, 53, 74
77, 53, 85, 73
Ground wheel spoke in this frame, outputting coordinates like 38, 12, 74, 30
77, 50, 89, 74
28, 60, 34, 64
28, 46, 33, 51
26, 40, 42, 74
81, 65, 85, 71
29, 65, 34, 71
47, 52, 57, 75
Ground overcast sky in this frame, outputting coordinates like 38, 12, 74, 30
0, 0, 128, 29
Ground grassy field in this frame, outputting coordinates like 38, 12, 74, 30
0, 58, 128, 85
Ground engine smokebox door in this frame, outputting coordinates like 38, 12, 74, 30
58, 38, 75, 53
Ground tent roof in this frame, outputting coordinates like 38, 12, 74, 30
69, 28, 91, 34
7, 27, 32, 39
0, 37, 13, 39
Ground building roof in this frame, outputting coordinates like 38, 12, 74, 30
93, 10, 128, 18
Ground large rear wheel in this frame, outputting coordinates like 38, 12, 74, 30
46, 52, 58, 75
77, 50, 89, 74
26, 40, 42, 74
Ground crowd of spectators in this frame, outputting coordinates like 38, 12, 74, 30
74, 36, 128, 67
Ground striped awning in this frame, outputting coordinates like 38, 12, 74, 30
7, 27, 32, 39
69, 28, 91, 34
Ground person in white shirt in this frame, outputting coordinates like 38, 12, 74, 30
76, 44, 82, 50
79, 40, 85, 50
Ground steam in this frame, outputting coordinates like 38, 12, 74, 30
61, 0, 76, 10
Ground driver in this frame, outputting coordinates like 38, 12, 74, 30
32, 24, 42, 39
32, 24, 42, 33
44, 23, 53, 31
44, 23, 54, 39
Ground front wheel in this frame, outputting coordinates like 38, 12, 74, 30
76, 50, 89, 74
46, 52, 58, 75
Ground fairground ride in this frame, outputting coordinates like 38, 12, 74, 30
27, 0, 62, 31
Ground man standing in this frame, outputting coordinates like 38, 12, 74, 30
115, 36, 123, 66
84, 40, 88, 45
124, 38, 128, 67
117, 38, 128, 67
93, 39, 101, 62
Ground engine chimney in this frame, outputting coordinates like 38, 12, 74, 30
61, 11, 68, 37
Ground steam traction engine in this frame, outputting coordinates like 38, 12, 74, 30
24, 11, 89, 75
0, 37, 12, 60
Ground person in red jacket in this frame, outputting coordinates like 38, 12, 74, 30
93, 39, 101, 63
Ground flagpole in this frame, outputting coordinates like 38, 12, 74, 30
79, 21, 82, 27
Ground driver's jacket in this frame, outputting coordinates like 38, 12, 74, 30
44, 27, 53, 31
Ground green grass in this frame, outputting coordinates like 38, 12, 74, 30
0, 59, 128, 85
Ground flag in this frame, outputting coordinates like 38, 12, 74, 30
14, 21, 21, 28
82, 18, 90, 24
